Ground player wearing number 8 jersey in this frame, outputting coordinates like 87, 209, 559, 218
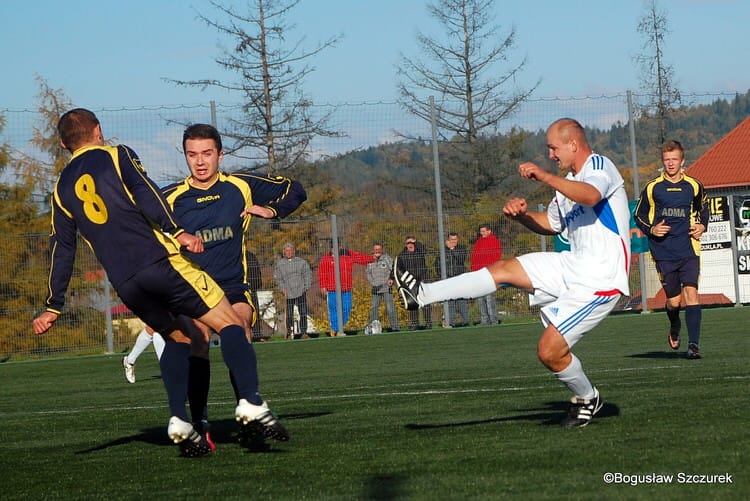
42, 110, 206, 325
33, 108, 288, 457
46, 141, 188, 299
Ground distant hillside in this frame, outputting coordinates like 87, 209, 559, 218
301, 90, 750, 213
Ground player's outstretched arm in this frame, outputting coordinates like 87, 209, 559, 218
241, 205, 275, 218
503, 198, 557, 235
236, 174, 307, 218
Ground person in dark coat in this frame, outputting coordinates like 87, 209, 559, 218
397, 236, 432, 330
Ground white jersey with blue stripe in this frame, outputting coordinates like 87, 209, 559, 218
546, 153, 631, 296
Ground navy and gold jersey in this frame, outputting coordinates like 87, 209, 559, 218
634, 173, 709, 261
46, 145, 185, 312
162, 172, 306, 288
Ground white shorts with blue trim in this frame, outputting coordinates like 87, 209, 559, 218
517, 252, 621, 348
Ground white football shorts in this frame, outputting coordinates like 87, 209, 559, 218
517, 252, 621, 348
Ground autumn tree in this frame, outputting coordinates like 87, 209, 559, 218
168, 0, 341, 173
14, 76, 73, 201
0, 112, 40, 351
396, 0, 538, 203
0, 114, 19, 227
633, 0, 681, 146
0, 114, 8, 178
1, 76, 71, 231
0, 78, 81, 355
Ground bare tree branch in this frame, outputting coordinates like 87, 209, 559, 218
633, 0, 681, 145
164, 0, 342, 172
396, 0, 538, 200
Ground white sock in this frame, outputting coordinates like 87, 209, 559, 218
152, 332, 166, 360
554, 354, 595, 399
127, 329, 153, 365
420, 268, 497, 305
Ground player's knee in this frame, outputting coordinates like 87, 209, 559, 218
537, 334, 567, 369
682, 286, 699, 304
537, 342, 555, 367
665, 290, 682, 304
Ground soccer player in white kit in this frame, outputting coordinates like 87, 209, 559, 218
395, 118, 631, 427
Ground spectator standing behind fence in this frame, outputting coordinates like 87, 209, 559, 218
470, 224, 503, 325
635, 140, 709, 359
318, 246, 374, 336
274, 243, 312, 340
365, 243, 400, 332
436, 232, 470, 327
396, 236, 432, 330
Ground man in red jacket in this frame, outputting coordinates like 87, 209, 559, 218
318, 246, 374, 336
470, 224, 503, 324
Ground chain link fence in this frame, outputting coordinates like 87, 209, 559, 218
1, 93, 744, 359
2, 211, 648, 360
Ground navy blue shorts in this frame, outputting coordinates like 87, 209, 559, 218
115, 256, 225, 333
222, 284, 251, 305
655, 256, 700, 298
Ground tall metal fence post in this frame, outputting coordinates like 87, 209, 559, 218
104, 272, 113, 353
538, 204, 547, 251
430, 96, 450, 326
627, 91, 648, 313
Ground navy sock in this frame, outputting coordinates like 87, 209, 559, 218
229, 370, 240, 402
188, 356, 210, 424
159, 342, 190, 421
685, 305, 702, 345
666, 304, 681, 334
219, 325, 262, 405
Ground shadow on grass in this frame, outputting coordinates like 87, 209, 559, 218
74, 428, 169, 454
405, 401, 620, 429
627, 351, 688, 359
75, 411, 331, 455
363, 473, 407, 501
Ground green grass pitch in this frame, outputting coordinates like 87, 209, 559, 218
1, 307, 747, 500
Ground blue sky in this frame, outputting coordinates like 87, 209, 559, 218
3, 0, 749, 111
